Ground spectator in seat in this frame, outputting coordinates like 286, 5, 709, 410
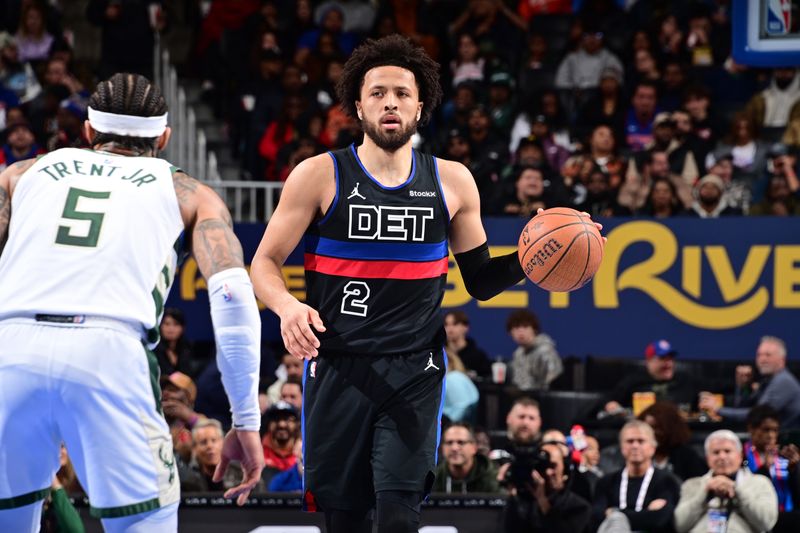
443, 350, 480, 424
268, 438, 304, 493
444, 310, 491, 378
506, 310, 562, 392
624, 81, 660, 152
743, 68, 800, 135
687, 173, 742, 218
154, 307, 200, 379
700, 336, 800, 430
261, 401, 300, 486
493, 397, 543, 458
748, 175, 800, 216
180, 418, 265, 493
433, 423, 499, 494
504, 440, 592, 533
601, 339, 698, 418
15, 3, 53, 64
674, 430, 778, 533
554, 25, 624, 117
639, 402, 707, 481
279, 376, 303, 411
0, 120, 42, 170
500, 163, 567, 218
640, 178, 689, 218
744, 405, 800, 532
161, 371, 205, 463
619, 149, 691, 212
593, 420, 681, 533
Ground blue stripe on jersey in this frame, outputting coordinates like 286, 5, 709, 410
305, 235, 448, 261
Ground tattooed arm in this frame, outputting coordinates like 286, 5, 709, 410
171, 170, 264, 505
0, 159, 37, 257
172, 170, 244, 278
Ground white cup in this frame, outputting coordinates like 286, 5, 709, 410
491, 361, 507, 384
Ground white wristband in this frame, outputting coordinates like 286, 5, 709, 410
208, 267, 261, 431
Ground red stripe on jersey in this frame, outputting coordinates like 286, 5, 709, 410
305, 253, 448, 280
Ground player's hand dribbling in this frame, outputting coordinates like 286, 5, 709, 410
214, 429, 265, 506
279, 299, 326, 360
535, 208, 606, 243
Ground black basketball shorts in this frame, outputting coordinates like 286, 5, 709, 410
301, 347, 446, 513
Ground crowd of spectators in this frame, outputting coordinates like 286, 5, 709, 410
194, 0, 800, 218
21, 1, 800, 531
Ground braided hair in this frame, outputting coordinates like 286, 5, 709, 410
88, 73, 168, 154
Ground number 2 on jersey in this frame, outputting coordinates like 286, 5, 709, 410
55, 187, 111, 247
341, 281, 370, 317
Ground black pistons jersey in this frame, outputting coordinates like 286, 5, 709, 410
304, 144, 450, 354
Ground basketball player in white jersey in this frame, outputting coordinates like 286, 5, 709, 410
0, 73, 264, 532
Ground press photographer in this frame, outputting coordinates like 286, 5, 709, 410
504, 440, 591, 533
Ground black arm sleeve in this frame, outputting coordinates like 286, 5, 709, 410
454, 241, 525, 301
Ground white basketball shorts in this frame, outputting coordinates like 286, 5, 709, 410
0, 318, 180, 519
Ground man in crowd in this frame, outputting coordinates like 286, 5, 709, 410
601, 339, 697, 417
180, 419, 266, 494
433, 423, 499, 494
506, 310, 562, 391
504, 441, 591, 533
444, 310, 491, 378
743, 405, 800, 532
279, 376, 303, 411
674, 429, 777, 533
700, 336, 800, 429
161, 371, 206, 463
261, 401, 300, 485
494, 398, 543, 457
592, 420, 681, 532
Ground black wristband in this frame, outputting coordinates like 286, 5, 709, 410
454, 241, 525, 301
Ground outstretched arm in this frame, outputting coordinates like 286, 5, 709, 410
173, 171, 264, 505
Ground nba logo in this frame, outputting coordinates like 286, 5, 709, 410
766, 0, 791, 35
310, 361, 316, 378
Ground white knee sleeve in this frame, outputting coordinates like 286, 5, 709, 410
208, 268, 261, 431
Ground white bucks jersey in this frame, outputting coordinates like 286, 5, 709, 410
0, 148, 185, 345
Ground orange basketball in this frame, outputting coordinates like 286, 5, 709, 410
518, 207, 604, 292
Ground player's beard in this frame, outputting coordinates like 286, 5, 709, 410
361, 115, 418, 152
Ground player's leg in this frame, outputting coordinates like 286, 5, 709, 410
372, 348, 446, 532
375, 490, 424, 533
302, 355, 376, 531
54, 325, 179, 531
323, 508, 372, 533
0, 322, 62, 532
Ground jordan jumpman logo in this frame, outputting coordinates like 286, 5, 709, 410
424, 354, 440, 371
348, 182, 366, 200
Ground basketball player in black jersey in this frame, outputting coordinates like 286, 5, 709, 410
251, 35, 601, 533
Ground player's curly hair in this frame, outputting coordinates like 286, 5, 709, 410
336, 34, 442, 126
88, 73, 168, 153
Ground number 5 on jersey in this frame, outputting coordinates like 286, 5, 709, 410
341, 281, 370, 317
55, 187, 111, 247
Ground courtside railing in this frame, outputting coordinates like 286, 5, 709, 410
204, 181, 283, 222
153, 38, 284, 222
153, 39, 215, 182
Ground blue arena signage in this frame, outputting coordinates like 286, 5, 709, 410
167, 218, 800, 360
